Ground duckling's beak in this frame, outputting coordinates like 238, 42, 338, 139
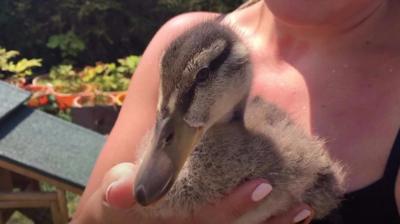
134, 115, 204, 206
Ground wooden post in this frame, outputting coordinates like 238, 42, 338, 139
0, 168, 13, 190
0, 160, 84, 224
50, 201, 62, 224
0, 169, 16, 223
0, 211, 4, 224
56, 189, 69, 223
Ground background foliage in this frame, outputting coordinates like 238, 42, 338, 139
0, 0, 244, 71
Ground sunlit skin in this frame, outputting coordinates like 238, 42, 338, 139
232, 0, 400, 195
73, 0, 400, 223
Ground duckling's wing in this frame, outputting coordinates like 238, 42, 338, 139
243, 96, 345, 219
244, 96, 292, 131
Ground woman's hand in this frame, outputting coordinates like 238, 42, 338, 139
71, 163, 314, 224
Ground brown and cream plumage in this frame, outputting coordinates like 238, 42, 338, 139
133, 21, 344, 223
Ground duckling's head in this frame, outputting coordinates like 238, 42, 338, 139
159, 22, 251, 128
135, 22, 251, 206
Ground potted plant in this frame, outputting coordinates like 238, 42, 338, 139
71, 92, 118, 134
73, 92, 115, 108
0, 47, 42, 87
92, 70, 130, 96
26, 92, 50, 108
49, 65, 91, 108
32, 75, 53, 87
80, 55, 139, 96
115, 55, 139, 79
23, 83, 51, 95
114, 92, 127, 106
30, 74, 53, 96
69, 55, 138, 134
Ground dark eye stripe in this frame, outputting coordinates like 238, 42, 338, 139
209, 43, 231, 71
179, 42, 232, 114
180, 84, 196, 114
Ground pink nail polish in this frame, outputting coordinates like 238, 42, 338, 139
105, 181, 118, 203
293, 209, 311, 223
251, 183, 272, 202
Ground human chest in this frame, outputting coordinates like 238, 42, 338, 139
248, 54, 400, 191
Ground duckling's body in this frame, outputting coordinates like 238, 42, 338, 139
134, 21, 344, 223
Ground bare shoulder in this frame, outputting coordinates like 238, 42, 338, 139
147, 12, 222, 54
161, 12, 222, 33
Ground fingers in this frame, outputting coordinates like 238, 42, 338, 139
75, 164, 315, 224
211, 179, 273, 221
102, 162, 138, 209
197, 179, 314, 224
102, 165, 315, 224
265, 204, 314, 224
72, 163, 143, 224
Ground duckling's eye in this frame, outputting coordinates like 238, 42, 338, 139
196, 67, 210, 84
165, 132, 174, 144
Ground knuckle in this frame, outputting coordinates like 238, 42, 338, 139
229, 204, 245, 220
103, 163, 135, 183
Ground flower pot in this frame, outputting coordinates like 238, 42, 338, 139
114, 92, 127, 106
6, 77, 26, 88
26, 93, 50, 108
71, 105, 121, 134
71, 93, 118, 134
72, 94, 95, 108
53, 84, 92, 109
54, 93, 79, 109
73, 93, 114, 108
53, 82, 92, 94
98, 91, 117, 97
23, 84, 51, 94
32, 75, 52, 87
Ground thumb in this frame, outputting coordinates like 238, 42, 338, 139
102, 162, 138, 209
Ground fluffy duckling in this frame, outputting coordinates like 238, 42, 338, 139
133, 21, 344, 224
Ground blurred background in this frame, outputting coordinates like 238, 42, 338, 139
0, 0, 243, 70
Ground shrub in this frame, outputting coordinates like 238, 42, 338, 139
0, 47, 42, 79
0, 0, 244, 70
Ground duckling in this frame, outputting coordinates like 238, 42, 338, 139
133, 21, 344, 223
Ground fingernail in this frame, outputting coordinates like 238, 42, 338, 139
293, 209, 311, 223
251, 183, 272, 202
105, 181, 119, 203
